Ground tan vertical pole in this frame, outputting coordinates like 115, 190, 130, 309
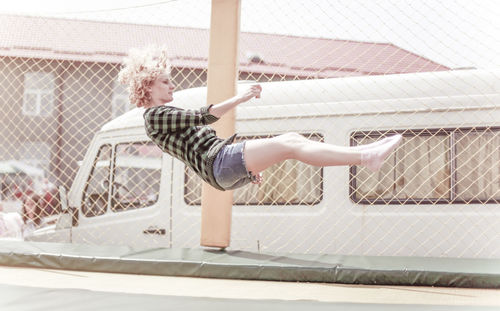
200, 0, 241, 248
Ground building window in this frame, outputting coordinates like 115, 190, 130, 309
112, 81, 132, 118
350, 127, 500, 204
184, 133, 324, 206
23, 72, 55, 117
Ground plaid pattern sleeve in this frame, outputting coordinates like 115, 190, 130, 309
145, 105, 219, 133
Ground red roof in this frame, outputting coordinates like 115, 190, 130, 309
0, 14, 449, 77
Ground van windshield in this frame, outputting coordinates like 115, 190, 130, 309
111, 142, 163, 212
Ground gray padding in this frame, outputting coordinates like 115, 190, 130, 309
0, 241, 499, 288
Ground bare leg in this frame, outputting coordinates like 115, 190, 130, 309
244, 133, 401, 174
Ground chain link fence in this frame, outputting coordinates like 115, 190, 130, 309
0, 0, 499, 258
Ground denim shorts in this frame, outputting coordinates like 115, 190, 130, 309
213, 141, 255, 190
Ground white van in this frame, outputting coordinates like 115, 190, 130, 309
29, 69, 500, 258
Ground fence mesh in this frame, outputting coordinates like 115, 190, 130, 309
0, 0, 499, 258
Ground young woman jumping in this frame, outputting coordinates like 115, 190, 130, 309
118, 47, 402, 191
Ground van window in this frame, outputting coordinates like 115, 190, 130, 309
350, 127, 500, 204
184, 133, 323, 205
111, 142, 162, 212
82, 145, 112, 217
455, 129, 500, 203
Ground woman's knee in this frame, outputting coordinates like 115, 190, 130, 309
275, 132, 307, 157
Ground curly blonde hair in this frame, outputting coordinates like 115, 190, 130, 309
118, 46, 171, 107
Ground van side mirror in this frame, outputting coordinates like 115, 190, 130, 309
58, 185, 78, 227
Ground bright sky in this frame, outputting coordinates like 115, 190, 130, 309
1, 0, 499, 69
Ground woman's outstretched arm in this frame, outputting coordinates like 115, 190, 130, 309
208, 84, 262, 118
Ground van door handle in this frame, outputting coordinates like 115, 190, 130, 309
143, 226, 166, 235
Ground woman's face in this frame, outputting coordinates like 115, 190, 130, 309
150, 73, 175, 106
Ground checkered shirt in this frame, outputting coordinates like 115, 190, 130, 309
143, 105, 235, 191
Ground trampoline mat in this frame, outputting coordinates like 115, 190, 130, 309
0, 240, 499, 288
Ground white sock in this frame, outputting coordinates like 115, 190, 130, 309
352, 135, 398, 151
361, 134, 402, 172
